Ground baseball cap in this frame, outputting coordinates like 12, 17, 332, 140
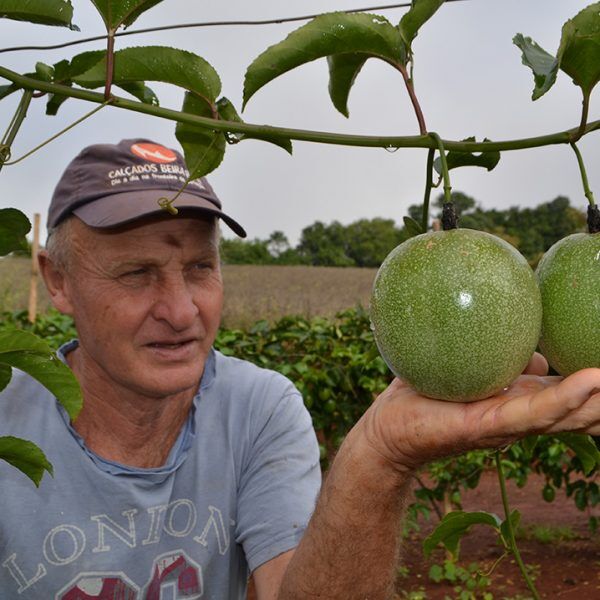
47, 138, 246, 237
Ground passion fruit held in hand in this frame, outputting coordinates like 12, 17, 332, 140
370, 228, 542, 402
536, 230, 600, 376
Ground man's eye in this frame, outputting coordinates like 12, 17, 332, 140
192, 262, 213, 272
119, 268, 148, 279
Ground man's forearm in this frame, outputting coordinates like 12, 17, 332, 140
278, 423, 412, 599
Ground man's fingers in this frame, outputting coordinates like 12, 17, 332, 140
479, 368, 600, 441
545, 369, 600, 433
522, 352, 548, 376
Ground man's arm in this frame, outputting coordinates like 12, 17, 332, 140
253, 550, 295, 600
277, 363, 600, 599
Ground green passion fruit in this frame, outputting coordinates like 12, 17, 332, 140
370, 228, 542, 402
536, 232, 600, 376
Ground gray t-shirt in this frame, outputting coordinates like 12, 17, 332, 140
0, 342, 321, 599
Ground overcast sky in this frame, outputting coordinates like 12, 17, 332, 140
0, 0, 597, 245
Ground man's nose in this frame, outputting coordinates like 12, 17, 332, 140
151, 273, 199, 330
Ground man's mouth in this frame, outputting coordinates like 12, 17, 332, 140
147, 339, 196, 350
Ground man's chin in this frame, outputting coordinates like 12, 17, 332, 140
128, 364, 204, 399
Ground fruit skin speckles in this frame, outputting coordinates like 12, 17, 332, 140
370, 229, 542, 402
536, 232, 600, 376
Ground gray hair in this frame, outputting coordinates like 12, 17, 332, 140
45, 217, 75, 270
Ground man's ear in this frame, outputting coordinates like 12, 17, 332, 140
38, 251, 74, 315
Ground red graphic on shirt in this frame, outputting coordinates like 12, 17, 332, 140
61, 576, 137, 599
145, 553, 201, 599
130, 143, 177, 164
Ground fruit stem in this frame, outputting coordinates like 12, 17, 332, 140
570, 141, 596, 207
429, 132, 455, 230
421, 148, 435, 232
588, 205, 600, 234
494, 451, 541, 600
441, 203, 458, 230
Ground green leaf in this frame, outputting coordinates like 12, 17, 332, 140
243, 12, 405, 108
175, 92, 226, 179
428, 563, 444, 583
554, 433, 600, 476
89, 0, 164, 31
0, 83, 18, 101
513, 34, 559, 100
423, 511, 501, 558
0, 329, 51, 354
216, 97, 292, 155
68, 50, 105, 77
327, 53, 370, 117
0, 0, 77, 29
0, 363, 11, 392
556, 2, 600, 99
118, 81, 159, 106
398, 0, 445, 52
0, 436, 53, 486
433, 137, 501, 173
45, 55, 103, 115
0, 330, 82, 420
403, 215, 424, 237
74, 46, 222, 103
521, 434, 539, 457
35, 61, 54, 82
0, 208, 31, 256
46, 91, 71, 116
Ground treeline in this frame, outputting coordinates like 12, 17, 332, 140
221, 192, 586, 268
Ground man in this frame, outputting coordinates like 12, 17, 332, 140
0, 138, 599, 599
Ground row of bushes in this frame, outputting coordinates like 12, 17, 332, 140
1, 308, 597, 531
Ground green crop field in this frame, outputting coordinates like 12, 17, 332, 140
0, 257, 377, 329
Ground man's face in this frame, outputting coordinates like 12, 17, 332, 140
54, 215, 223, 399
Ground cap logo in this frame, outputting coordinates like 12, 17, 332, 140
130, 143, 177, 164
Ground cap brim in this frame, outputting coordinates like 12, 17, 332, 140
72, 189, 247, 238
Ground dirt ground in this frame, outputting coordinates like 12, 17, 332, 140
396, 470, 600, 599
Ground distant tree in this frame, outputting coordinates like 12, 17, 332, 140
273, 247, 306, 265
297, 221, 354, 266
267, 230, 290, 258
344, 218, 404, 267
220, 238, 273, 265
533, 196, 586, 250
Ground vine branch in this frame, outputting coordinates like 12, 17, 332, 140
421, 148, 434, 232
0, 67, 599, 154
0, 89, 33, 173
495, 451, 541, 600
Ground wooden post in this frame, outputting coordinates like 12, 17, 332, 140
27, 213, 40, 323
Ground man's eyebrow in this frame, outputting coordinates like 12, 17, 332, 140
109, 258, 158, 270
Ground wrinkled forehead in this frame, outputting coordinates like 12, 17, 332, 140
71, 213, 220, 258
